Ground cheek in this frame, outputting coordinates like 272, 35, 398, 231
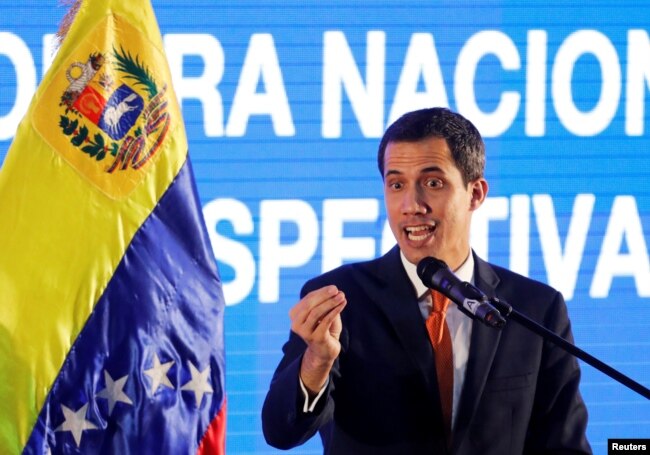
437, 203, 463, 229
445, 205, 471, 233
384, 194, 400, 216
384, 202, 398, 227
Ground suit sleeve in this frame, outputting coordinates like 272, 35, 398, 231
261, 281, 340, 450
524, 291, 592, 454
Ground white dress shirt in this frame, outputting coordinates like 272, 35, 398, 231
400, 251, 474, 430
300, 251, 476, 426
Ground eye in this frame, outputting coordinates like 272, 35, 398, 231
425, 178, 443, 189
389, 181, 403, 190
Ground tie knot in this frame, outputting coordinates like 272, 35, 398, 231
431, 290, 450, 314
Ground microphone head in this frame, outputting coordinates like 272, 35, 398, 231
416, 256, 448, 282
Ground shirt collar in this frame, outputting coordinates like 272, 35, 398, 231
401, 250, 475, 299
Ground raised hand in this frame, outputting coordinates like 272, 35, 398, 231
289, 285, 347, 394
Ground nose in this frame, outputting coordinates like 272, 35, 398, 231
401, 185, 428, 215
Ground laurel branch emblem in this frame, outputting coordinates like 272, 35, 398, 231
58, 46, 170, 174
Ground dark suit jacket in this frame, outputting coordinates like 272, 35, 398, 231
262, 246, 591, 454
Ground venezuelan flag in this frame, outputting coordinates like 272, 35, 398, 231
0, 0, 226, 453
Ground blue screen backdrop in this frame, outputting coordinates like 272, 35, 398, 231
1, 1, 649, 454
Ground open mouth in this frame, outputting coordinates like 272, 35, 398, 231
404, 224, 436, 241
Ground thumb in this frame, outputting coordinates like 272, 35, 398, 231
329, 313, 343, 340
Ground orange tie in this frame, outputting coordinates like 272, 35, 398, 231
426, 290, 453, 442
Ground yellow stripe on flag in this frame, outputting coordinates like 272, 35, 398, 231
0, 0, 186, 451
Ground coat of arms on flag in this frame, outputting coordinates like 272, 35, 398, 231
32, 13, 177, 199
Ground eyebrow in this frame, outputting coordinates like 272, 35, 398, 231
421, 166, 443, 174
384, 165, 443, 178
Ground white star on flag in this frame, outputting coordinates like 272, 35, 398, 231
144, 353, 175, 394
180, 361, 213, 407
54, 403, 98, 447
96, 370, 133, 415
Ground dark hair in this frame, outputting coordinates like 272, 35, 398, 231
377, 107, 485, 185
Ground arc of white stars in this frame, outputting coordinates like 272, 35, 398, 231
96, 370, 133, 415
180, 361, 213, 407
54, 403, 98, 447
144, 353, 175, 394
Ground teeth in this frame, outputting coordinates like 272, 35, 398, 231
405, 224, 435, 241
406, 226, 430, 233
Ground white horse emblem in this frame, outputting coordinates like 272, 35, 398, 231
103, 93, 139, 137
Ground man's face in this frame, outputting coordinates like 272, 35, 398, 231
383, 137, 487, 270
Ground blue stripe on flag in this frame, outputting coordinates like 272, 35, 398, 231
25, 158, 225, 454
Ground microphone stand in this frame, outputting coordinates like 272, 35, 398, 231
489, 297, 650, 400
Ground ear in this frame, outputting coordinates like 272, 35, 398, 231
468, 178, 488, 211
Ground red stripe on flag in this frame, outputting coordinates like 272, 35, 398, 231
197, 399, 227, 455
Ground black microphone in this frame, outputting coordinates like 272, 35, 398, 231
417, 257, 506, 329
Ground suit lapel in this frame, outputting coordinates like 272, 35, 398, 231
452, 253, 502, 451
365, 248, 505, 449
363, 246, 438, 391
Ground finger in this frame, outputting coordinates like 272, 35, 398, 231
308, 291, 345, 328
313, 308, 344, 340
289, 286, 338, 319
289, 285, 339, 323
312, 295, 346, 333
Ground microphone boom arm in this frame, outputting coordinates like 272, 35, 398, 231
489, 297, 650, 400
417, 256, 650, 400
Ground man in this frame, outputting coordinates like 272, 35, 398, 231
262, 107, 591, 454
